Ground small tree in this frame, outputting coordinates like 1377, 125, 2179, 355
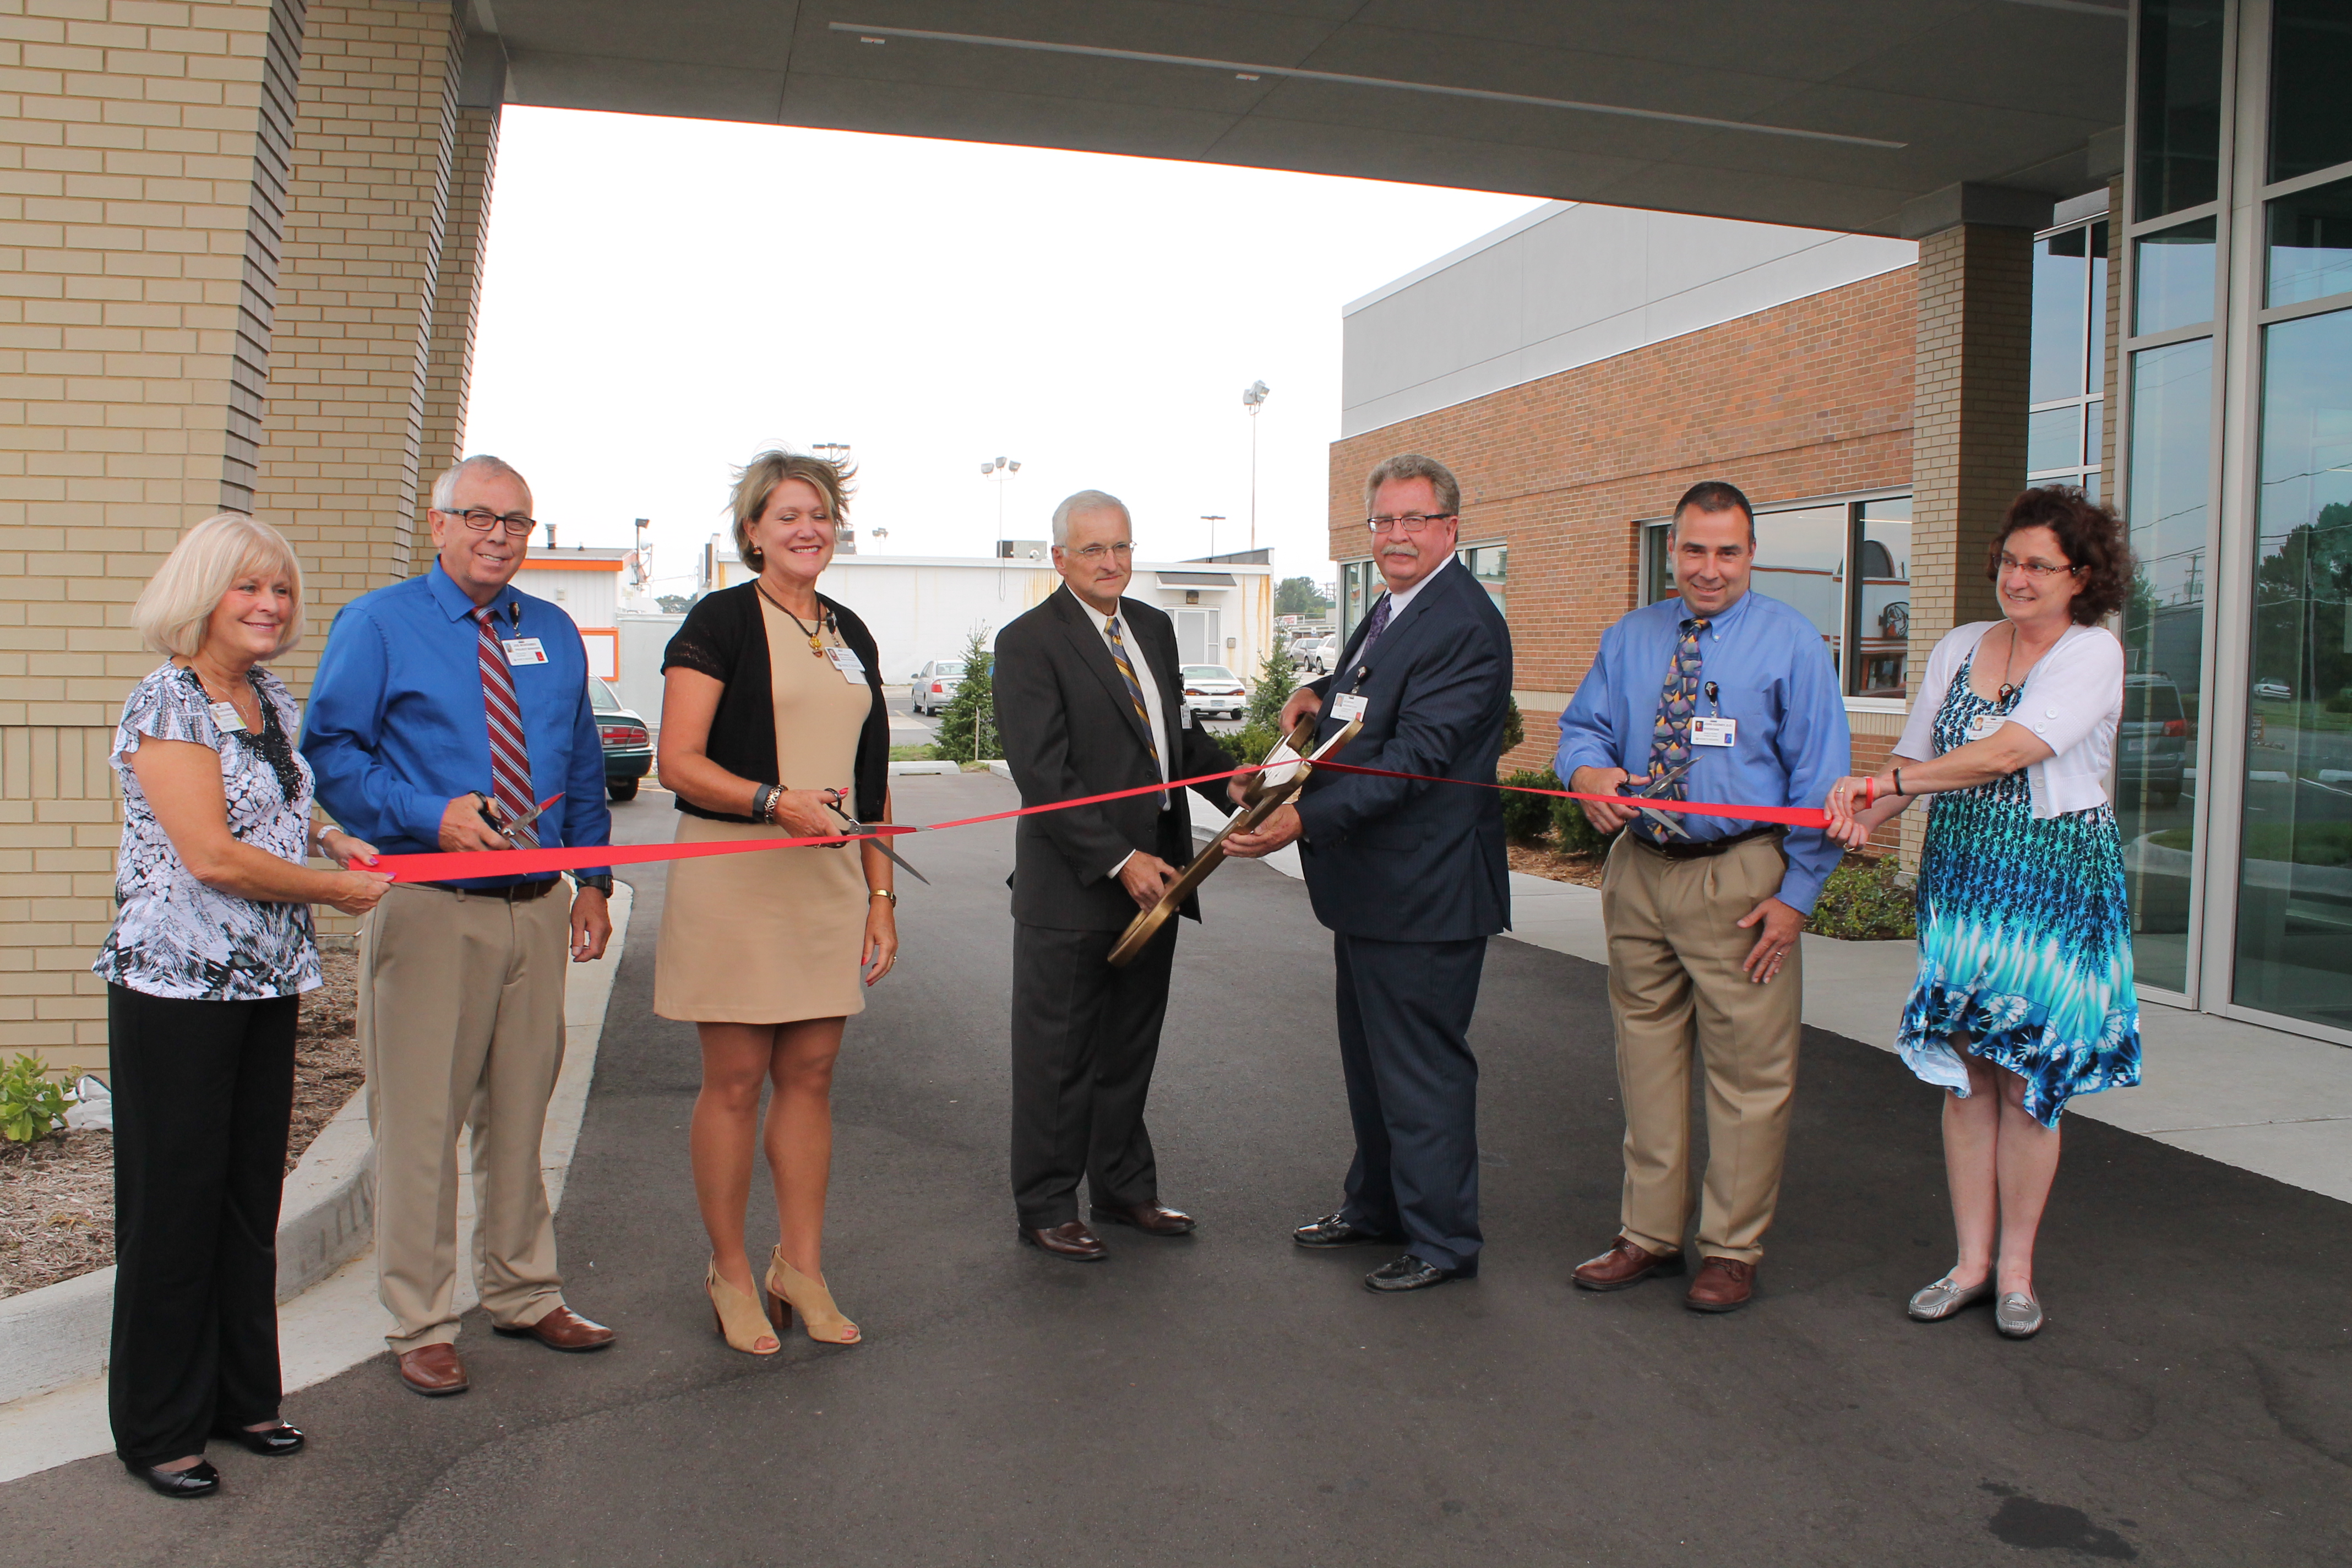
656, 593, 696, 614
934, 624, 998, 763
1245, 641, 1296, 729
1275, 576, 1332, 617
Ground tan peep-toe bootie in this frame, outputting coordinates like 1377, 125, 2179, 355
707, 1259, 780, 1355
765, 1246, 861, 1345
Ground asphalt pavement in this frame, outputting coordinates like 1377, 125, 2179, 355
6, 772, 2350, 1565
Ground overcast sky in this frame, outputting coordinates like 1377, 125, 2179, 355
466, 110, 1542, 596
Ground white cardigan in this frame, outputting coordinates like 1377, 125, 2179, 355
1896, 620, 2124, 819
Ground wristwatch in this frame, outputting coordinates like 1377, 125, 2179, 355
574, 873, 614, 895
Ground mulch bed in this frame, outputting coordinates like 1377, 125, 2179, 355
0, 947, 363, 1300
1506, 842, 1607, 888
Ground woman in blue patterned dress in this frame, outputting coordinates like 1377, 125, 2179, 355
1825, 486, 2139, 1340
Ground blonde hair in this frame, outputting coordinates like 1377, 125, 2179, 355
130, 513, 307, 660
729, 450, 854, 568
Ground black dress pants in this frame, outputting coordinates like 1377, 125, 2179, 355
107, 983, 297, 1467
1332, 932, 1487, 1274
1009, 918, 1180, 1228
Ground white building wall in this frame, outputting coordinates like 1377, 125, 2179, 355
1341, 202, 1917, 437
510, 567, 620, 629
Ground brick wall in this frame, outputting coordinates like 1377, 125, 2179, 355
1330, 266, 1917, 857
413, 99, 493, 541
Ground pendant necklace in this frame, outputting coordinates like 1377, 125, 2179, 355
757, 581, 832, 657
1996, 624, 2025, 704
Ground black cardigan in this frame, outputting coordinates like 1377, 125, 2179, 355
661, 582, 891, 823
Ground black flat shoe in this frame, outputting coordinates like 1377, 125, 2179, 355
1292, 1212, 1403, 1249
1364, 1253, 1476, 1292
214, 1420, 304, 1456
123, 1457, 220, 1498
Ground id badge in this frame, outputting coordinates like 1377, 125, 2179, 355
825, 645, 867, 683
1329, 692, 1369, 722
1967, 713, 2005, 742
502, 636, 548, 666
208, 700, 247, 734
1690, 715, 1737, 748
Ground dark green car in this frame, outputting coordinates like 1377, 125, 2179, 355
592, 677, 653, 802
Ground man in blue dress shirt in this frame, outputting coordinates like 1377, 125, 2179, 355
303, 454, 618, 1396
1554, 481, 1849, 1314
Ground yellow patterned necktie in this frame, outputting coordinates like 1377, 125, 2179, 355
1106, 616, 1167, 807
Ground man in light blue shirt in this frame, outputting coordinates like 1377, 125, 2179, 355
303, 454, 618, 1395
1554, 480, 1849, 1314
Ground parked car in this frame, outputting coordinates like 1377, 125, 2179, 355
2252, 677, 2293, 701
1303, 634, 1338, 675
592, 677, 653, 802
1181, 663, 1247, 721
2118, 673, 2187, 809
910, 658, 966, 714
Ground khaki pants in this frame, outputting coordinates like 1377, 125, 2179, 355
1600, 832, 1802, 1265
360, 881, 570, 1351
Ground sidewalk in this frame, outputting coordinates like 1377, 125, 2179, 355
1505, 872, 2352, 1205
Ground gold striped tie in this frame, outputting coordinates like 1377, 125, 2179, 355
1106, 616, 1166, 807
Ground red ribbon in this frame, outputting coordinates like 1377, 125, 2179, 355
359, 760, 1826, 882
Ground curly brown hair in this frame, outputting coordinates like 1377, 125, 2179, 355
1985, 485, 2131, 625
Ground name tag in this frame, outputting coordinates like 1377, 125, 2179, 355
1690, 715, 1736, 748
208, 700, 247, 733
826, 645, 867, 682
502, 637, 547, 666
1967, 713, 2006, 742
1329, 692, 1369, 723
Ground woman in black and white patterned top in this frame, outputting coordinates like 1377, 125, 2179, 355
95, 514, 391, 1500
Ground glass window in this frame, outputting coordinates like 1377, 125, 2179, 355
2030, 232, 2088, 404
591, 678, 623, 712
2088, 222, 2109, 396
2266, 174, 2352, 309
2135, 219, 2219, 334
1456, 543, 1507, 616
1853, 498, 1912, 698
2269, 0, 2352, 185
1339, 559, 1370, 642
2120, 337, 2214, 994
2134, 0, 2228, 221
1643, 521, 1676, 605
1750, 504, 1848, 682
2233, 307, 2352, 1029
2028, 406, 2086, 475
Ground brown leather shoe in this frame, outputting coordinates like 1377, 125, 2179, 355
1018, 1221, 1108, 1261
1572, 1237, 1686, 1292
1685, 1256, 1757, 1313
493, 1304, 617, 1352
396, 1343, 469, 1396
1090, 1202, 1195, 1236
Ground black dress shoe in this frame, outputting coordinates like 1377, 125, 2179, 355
1018, 1221, 1108, 1261
1364, 1253, 1476, 1292
213, 1420, 304, 1456
1091, 1202, 1195, 1236
123, 1457, 220, 1498
1292, 1212, 1402, 1248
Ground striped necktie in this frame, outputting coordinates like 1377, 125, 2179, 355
474, 607, 538, 847
1636, 616, 1708, 846
1104, 615, 1167, 808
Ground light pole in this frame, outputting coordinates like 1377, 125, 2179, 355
632, 517, 649, 605
1241, 380, 1270, 553
1200, 515, 1225, 560
983, 456, 1022, 600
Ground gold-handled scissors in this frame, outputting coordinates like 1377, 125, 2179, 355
823, 793, 930, 885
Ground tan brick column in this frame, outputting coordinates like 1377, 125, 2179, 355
1, 0, 307, 1070
251, 0, 461, 664
413, 101, 496, 538
1901, 221, 2033, 869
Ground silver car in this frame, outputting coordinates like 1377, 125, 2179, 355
910, 658, 966, 715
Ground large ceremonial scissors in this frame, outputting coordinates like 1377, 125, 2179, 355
824, 793, 931, 885
1620, 761, 1697, 840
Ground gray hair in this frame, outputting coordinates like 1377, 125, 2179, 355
1363, 453, 1461, 516
429, 454, 531, 511
1050, 489, 1130, 547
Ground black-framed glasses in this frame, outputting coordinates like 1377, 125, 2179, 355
447, 507, 536, 538
1997, 553, 2081, 579
1365, 512, 1456, 535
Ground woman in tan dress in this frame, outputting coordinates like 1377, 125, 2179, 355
656, 450, 896, 1353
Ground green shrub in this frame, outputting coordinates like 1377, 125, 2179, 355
0, 1054, 73, 1145
2326, 688, 2352, 715
1807, 854, 1917, 941
1499, 767, 1559, 842
1551, 785, 1623, 857
1500, 695, 1525, 756
1215, 718, 1284, 775
933, 625, 998, 763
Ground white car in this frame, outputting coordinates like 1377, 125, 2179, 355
1300, 634, 1338, 676
2252, 678, 2293, 701
910, 658, 966, 714
1181, 664, 1247, 721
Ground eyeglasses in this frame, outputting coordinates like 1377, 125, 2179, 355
446, 507, 537, 538
1997, 553, 2081, 579
1069, 542, 1135, 562
1365, 512, 1457, 535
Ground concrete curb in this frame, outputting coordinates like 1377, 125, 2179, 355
889, 760, 960, 777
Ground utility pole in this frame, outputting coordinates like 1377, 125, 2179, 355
1242, 380, 1270, 553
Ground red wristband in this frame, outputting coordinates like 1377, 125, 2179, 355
1863, 777, 1877, 808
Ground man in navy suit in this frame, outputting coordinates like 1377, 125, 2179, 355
1226, 453, 1511, 1292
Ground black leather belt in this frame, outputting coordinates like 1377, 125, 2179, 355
1629, 824, 1782, 862
412, 878, 562, 901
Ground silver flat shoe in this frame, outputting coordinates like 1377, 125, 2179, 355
1995, 1291, 2045, 1338
1907, 1276, 1995, 1321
